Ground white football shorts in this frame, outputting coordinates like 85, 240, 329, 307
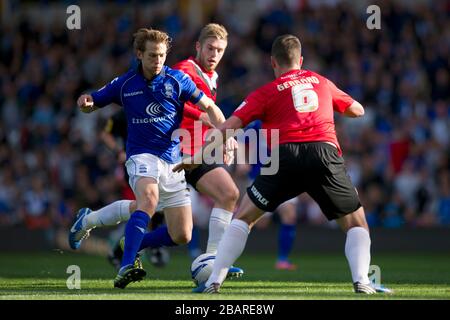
125, 153, 191, 211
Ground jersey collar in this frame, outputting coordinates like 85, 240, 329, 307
189, 57, 215, 76
136, 63, 167, 87
278, 68, 303, 79
187, 57, 218, 95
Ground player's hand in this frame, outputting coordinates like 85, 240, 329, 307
224, 137, 238, 165
173, 158, 201, 173
77, 94, 95, 113
199, 113, 215, 128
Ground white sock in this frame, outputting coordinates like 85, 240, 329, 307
206, 208, 233, 254
83, 200, 132, 230
345, 226, 371, 284
206, 219, 249, 287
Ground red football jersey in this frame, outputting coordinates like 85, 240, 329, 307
173, 57, 218, 155
233, 69, 354, 155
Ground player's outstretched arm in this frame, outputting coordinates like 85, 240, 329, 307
343, 101, 365, 118
77, 94, 99, 113
195, 95, 226, 127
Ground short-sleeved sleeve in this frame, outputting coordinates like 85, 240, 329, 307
178, 72, 204, 104
232, 89, 267, 127
327, 79, 354, 113
91, 76, 123, 108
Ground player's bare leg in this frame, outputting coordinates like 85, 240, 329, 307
164, 205, 193, 245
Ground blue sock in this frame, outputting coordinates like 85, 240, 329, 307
188, 226, 201, 259
278, 224, 296, 262
138, 225, 177, 251
121, 210, 150, 268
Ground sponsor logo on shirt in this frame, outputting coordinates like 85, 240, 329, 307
124, 91, 144, 97
146, 102, 162, 116
130, 102, 177, 124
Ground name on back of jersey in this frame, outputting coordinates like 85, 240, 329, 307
277, 76, 319, 91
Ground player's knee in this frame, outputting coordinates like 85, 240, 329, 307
138, 199, 157, 211
279, 207, 297, 224
171, 231, 191, 245
218, 184, 240, 207
351, 207, 368, 227
338, 207, 369, 232
282, 215, 297, 225
130, 201, 137, 212
229, 185, 240, 204
142, 189, 158, 202
139, 192, 158, 210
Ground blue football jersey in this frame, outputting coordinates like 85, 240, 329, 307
91, 65, 204, 163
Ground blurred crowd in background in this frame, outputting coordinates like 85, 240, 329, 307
0, 0, 448, 235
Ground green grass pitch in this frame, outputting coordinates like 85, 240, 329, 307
0, 251, 449, 299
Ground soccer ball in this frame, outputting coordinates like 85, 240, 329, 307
191, 253, 215, 286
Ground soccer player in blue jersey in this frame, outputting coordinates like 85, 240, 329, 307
76, 28, 226, 289
70, 25, 245, 281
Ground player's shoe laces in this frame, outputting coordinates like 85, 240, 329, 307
68, 208, 92, 250
226, 266, 244, 279
192, 282, 220, 294
113, 264, 146, 289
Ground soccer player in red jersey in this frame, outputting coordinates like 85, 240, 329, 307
176, 34, 392, 294
172, 24, 243, 277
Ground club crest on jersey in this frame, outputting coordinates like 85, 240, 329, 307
146, 102, 162, 116
163, 83, 174, 98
